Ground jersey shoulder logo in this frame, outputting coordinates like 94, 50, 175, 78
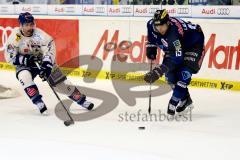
161, 38, 168, 47
7, 44, 15, 58
15, 33, 21, 42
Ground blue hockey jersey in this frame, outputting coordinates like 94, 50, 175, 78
147, 17, 204, 65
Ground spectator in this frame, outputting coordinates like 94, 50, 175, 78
0, 0, 45, 4
60, 0, 81, 4
176, 0, 185, 4
153, 0, 161, 4
143, 0, 152, 4
112, 0, 118, 4
233, 0, 240, 4
162, 0, 176, 5
119, 0, 129, 4
188, 0, 207, 5
207, 0, 232, 5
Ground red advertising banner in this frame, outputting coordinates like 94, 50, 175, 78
91, 29, 240, 70
0, 18, 79, 68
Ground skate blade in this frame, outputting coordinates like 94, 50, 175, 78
40, 110, 50, 116
176, 105, 194, 117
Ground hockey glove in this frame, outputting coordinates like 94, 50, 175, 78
144, 64, 168, 83
14, 54, 38, 67
146, 43, 157, 60
39, 60, 53, 81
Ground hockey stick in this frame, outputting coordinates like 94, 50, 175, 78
148, 60, 153, 114
35, 62, 74, 126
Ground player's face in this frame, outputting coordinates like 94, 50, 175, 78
155, 23, 169, 35
21, 22, 35, 37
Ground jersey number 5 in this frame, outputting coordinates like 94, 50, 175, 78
176, 49, 182, 57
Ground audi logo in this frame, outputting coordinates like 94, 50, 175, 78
32, 6, 41, 13
0, 26, 14, 51
96, 7, 105, 13
66, 7, 75, 13
149, 8, 160, 14
177, 8, 189, 14
122, 7, 132, 14
217, 8, 230, 15
0, 6, 10, 13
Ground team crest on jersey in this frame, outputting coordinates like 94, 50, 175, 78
15, 33, 21, 42
173, 40, 181, 50
181, 71, 191, 81
161, 38, 168, 47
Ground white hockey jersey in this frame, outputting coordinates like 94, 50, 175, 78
4, 27, 56, 66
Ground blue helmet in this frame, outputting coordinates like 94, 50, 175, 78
18, 12, 34, 25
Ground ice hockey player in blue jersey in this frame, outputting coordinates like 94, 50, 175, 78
144, 9, 205, 115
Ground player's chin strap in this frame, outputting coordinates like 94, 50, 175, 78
35, 62, 74, 127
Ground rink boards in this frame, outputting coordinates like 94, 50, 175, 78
0, 15, 239, 91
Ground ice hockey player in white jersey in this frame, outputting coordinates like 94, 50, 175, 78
4, 12, 94, 114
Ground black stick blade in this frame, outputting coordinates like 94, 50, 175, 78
64, 120, 74, 126
148, 107, 151, 114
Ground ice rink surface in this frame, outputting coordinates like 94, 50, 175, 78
0, 70, 239, 160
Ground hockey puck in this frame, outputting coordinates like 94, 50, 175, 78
64, 120, 74, 126
138, 126, 145, 130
